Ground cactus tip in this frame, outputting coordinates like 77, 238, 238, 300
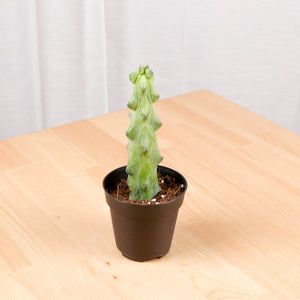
129, 71, 138, 84
145, 68, 153, 79
138, 65, 145, 74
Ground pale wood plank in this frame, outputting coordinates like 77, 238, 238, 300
0, 140, 32, 171
52, 120, 128, 172
8, 129, 96, 176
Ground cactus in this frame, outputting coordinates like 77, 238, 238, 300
126, 65, 163, 200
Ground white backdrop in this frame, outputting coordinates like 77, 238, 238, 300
0, 0, 107, 140
0, 0, 299, 140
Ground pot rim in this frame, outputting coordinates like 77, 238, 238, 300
102, 165, 188, 207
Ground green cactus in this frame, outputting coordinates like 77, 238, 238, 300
126, 65, 163, 200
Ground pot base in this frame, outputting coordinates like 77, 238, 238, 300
121, 252, 164, 262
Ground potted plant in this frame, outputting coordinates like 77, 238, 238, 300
102, 65, 187, 261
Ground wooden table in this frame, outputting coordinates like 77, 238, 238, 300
0, 90, 299, 299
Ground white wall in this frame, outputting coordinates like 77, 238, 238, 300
0, 0, 107, 140
0, 0, 299, 140
105, 0, 300, 134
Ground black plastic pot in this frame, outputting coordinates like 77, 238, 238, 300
103, 165, 187, 262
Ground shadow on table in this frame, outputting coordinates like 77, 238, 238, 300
172, 212, 269, 261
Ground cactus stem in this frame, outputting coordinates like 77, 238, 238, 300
126, 65, 162, 200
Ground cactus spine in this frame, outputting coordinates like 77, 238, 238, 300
126, 65, 163, 200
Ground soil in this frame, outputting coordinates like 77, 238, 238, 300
110, 173, 185, 205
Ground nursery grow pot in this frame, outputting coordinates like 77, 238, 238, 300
103, 165, 187, 262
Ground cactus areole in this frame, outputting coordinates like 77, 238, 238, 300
126, 65, 163, 200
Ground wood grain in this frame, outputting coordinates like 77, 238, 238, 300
0, 90, 299, 299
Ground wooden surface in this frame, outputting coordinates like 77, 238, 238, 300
0, 90, 299, 299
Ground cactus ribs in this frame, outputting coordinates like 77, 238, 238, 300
126, 65, 163, 200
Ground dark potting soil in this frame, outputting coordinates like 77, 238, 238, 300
110, 173, 185, 205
